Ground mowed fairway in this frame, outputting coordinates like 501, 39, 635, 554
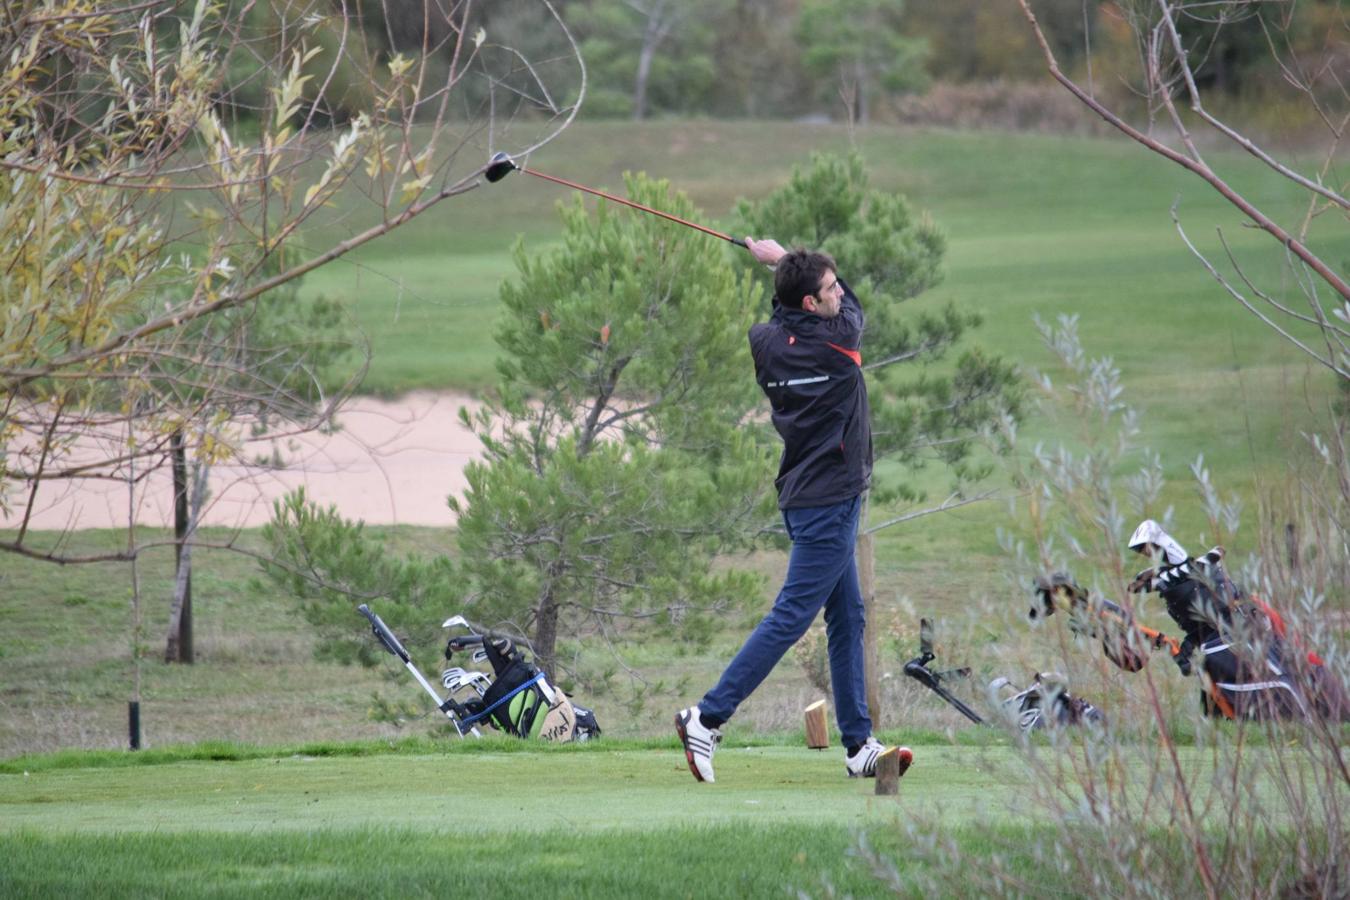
0, 744, 1009, 898
0, 740, 1297, 898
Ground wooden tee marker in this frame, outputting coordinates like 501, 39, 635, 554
874, 747, 913, 796
804, 700, 829, 749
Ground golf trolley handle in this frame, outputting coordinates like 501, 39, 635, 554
358, 604, 411, 663
903, 653, 940, 690
358, 604, 483, 738
903, 651, 986, 725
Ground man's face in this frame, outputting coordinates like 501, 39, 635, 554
807, 271, 843, 318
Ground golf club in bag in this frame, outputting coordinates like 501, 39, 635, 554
357, 605, 600, 741
903, 617, 1104, 731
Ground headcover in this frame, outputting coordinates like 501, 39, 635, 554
1030, 571, 1086, 621
1128, 519, 1188, 565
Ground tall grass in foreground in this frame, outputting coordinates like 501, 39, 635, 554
4, 818, 1335, 899
871, 317, 1349, 898
2, 823, 881, 899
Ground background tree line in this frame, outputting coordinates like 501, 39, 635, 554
197, 0, 1346, 125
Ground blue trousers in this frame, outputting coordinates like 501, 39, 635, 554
700, 495, 873, 747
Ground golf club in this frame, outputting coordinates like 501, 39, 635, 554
441, 667, 491, 696
485, 151, 747, 248
442, 614, 473, 632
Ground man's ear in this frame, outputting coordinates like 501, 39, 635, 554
801, 294, 817, 312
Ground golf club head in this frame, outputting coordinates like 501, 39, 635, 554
442, 614, 474, 633
441, 666, 470, 690
485, 151, 516, 183
464, 671, 491, 696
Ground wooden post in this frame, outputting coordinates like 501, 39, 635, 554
857, 493, 881, 729
804, 700, 829, 749
874, 747, 911, 796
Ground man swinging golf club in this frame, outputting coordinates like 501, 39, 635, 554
675, 237, 913, 783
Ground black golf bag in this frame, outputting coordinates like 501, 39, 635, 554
1033, 569, 1349, 722
1192, 635, 1311, 719
358, 604, 601, 741
450, 634, 602, 742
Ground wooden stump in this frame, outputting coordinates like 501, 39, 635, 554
874, 747, 906, 796
804, 700, 829, 749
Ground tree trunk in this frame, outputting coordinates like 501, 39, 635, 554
165, 429, 194, 664
632, 19, 659, 120
533, 593, 561, 680
854, 60, 868, 126
857, 493, 881, 727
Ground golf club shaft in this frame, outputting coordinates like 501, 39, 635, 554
1048, 593, 1182, 655
517, 167, 746, 248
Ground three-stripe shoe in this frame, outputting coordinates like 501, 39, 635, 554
675, 706, 721, 783
845, 737, 913, 779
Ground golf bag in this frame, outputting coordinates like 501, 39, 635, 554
1193, 633, 1309, 720
1186, 604, 1346, 721
447, 632, 602, 742
904, 618, 1105, 731
1032, 571, 1349, 722
357, 604, 601, 741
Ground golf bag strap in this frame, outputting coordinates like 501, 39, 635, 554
458, 672, 548, 728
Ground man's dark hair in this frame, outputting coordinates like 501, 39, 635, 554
773, 249, 837, 310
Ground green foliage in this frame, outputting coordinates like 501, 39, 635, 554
1112, 0, 1317, 97
734, 152, 1020, 507
906, 0, 1098, 83
570, 0, 729, 119
796, 0, 928, 120
451, 173, 777, 671
261, 490, 458, 665
896, 315, 1350, 900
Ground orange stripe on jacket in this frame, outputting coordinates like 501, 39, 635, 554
827, 343, 862, 366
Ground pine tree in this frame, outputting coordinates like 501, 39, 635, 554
450, 173, 777, 675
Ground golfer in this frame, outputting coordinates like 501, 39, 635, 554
675, 237, 911, 783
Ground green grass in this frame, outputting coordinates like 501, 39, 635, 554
0, 745, 1016, 834
303, 121, 1342, 406
0, 823, 911, 899
0, 742, 1025, 897
0, 739, 1330, 898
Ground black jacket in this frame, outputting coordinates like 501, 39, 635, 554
748, 279, 872, 509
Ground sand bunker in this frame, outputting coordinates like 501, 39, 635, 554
5, 392, 483, 532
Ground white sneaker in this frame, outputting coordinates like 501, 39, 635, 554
675, 706, 721, 783
846, 737, 913, 779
